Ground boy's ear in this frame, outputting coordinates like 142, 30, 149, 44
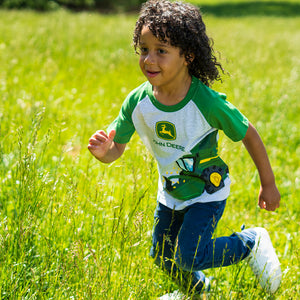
185, 53, 195, 65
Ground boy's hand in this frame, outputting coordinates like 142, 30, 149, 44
258, 183, 280, 211
88, 129, 116, 160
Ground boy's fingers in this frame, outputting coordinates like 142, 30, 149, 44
258, 199, 266, 209
108, 129, 116, 141
96, 130, 108, 138
260, 199, 278, 211
91, 131, 108, 143
88, 138, 97, 145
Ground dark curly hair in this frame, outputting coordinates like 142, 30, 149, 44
133, 0, 224, 87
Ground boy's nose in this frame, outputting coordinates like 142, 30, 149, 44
144, 53, 155, 65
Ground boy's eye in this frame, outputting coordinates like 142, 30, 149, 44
158, 49, 167, 54
140, 47, 148, 54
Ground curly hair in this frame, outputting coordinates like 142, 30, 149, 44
133, 0, 224, 86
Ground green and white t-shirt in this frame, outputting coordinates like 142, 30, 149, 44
108, 76, 249, 210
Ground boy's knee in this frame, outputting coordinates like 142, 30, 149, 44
150, 244, 162, 266
175, 248, 206, 271
175, 250, 197, 271
150, 244, 174, 271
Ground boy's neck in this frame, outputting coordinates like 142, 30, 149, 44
152, 75, 192, 106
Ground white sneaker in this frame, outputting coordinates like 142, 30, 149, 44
246, 227, 281, 293
159, 290, 185, 300
159, 277, 211, 300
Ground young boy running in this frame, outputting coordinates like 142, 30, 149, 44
88, 0, 281, 298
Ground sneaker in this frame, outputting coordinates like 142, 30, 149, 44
159, 290, 185, 300
246, 227, 281, 293
159, 277, 211, 300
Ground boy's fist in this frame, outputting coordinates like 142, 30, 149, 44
88, 129, 116, 160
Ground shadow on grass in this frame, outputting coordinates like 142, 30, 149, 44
199, 1, 300, 17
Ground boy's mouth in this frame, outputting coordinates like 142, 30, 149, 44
146, 70, 160, 78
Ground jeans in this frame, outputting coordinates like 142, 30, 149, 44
150, 200, 256, 293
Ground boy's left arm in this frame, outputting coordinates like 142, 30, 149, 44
242, 122, 280, 211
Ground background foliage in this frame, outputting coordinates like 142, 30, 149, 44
1, 0, 300, 13
0, 0, 146, 10
0, 0, 299, 299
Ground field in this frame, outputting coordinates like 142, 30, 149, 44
0, 0, 299, 299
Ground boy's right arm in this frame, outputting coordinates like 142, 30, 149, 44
88, 129, 126, 163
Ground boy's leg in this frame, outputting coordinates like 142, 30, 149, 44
175, 200, 255, 272
150, 202, 183, 271
150, 202, 206, 293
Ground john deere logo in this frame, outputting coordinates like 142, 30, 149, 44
156, 121, 176, 141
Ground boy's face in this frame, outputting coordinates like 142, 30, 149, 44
138, 26, 190, 93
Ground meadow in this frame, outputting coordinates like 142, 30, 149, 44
0, 0, 299, 299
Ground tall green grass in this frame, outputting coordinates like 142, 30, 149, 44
0, 4, 299, 299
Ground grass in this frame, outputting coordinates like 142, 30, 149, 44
0, 1, 299, 299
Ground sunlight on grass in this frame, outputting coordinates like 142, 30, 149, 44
0, 5, 299, 299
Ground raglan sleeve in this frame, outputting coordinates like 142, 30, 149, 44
107, 94, 136, 144
208, 93, 249, 142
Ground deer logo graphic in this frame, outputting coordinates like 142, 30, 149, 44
156, 121, 176, 140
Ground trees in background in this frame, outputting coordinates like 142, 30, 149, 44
0, 0, 146, 11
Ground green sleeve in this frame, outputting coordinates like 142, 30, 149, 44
195, 82, 249, 141
208, 94, 249, 141
107, 94, 136, 144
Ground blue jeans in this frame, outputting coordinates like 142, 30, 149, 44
150, 200, 256, 293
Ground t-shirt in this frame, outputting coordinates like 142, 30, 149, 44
108, 76, 249, 210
